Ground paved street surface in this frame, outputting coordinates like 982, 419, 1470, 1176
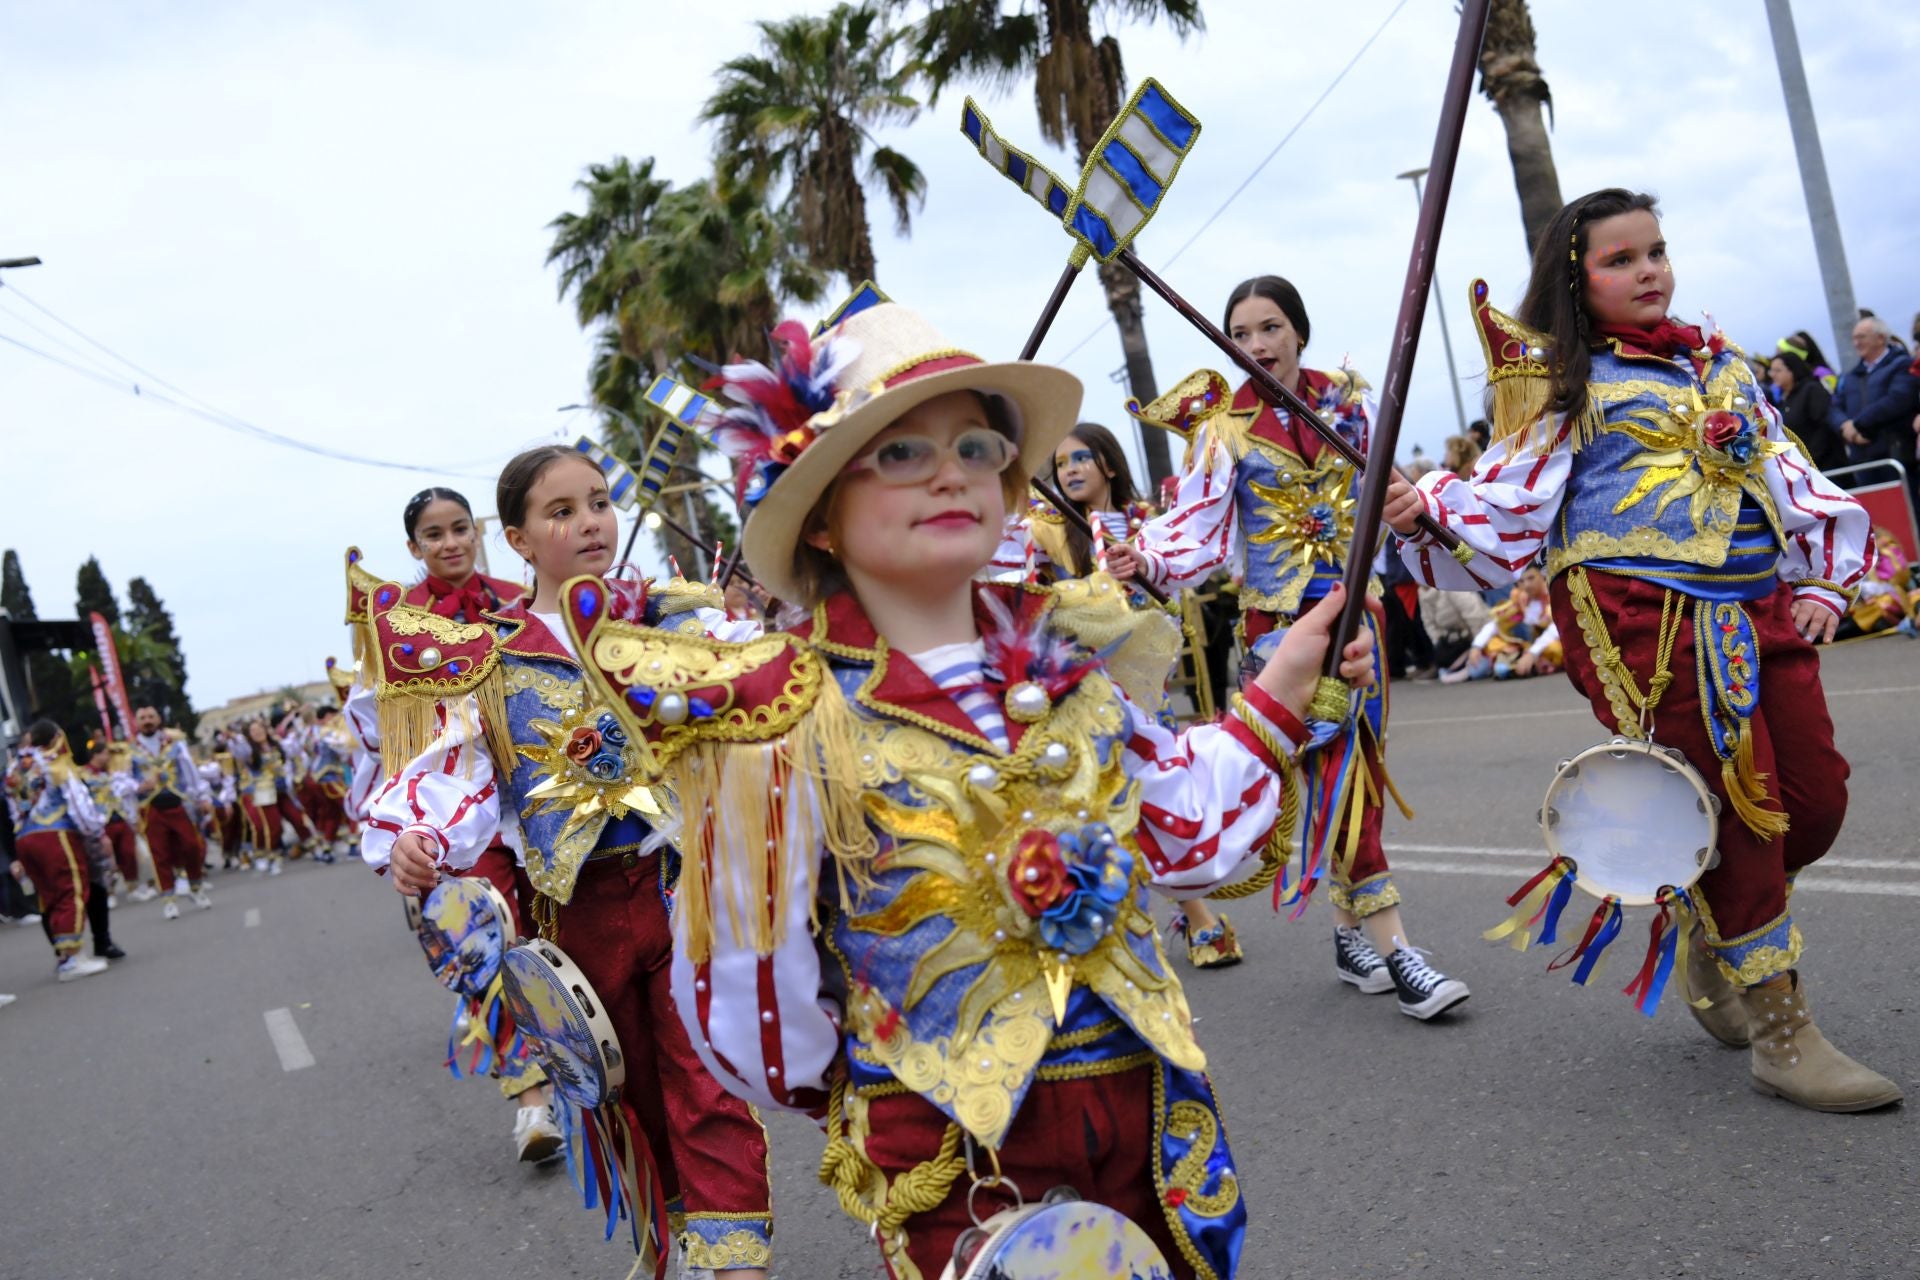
4, 638, 1916, 1280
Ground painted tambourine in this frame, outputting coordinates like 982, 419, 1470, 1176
1540, 737, 1720, 906
943, 1187, 1174, 1280
499, 937, 625, 1111
418, 877, 518, 999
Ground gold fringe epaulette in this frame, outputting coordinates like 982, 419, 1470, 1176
344, 546, 385, 664
1047, 573, 1182, 720
368, 584, 515, 780
650, 575, 725, 619
1127, 367, 1233, 442
1468, 278, 1595, 455
560, 574, 876, 964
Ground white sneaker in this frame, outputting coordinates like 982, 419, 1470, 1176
268, 859, 283, 877
513, 1105, 563, 1163
0, 993, 16, 1008
57, 955, 110, 982
191, 888, 213, 910
173, 882, 191, 899
254, 860, 269, 874
129, 885, 159, 903
106, 893, 119, 910
162, 899, 181, 921
7, 912, 42, 927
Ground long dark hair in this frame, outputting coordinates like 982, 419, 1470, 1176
1771, 350, 1815, 394
403, 487, 472, 542
1781, 330, 1831, 372
1221, 275, 1310, 352
496, 444, 586, 530
1516, 188, 1660, 427
1050, 422, 1138, 576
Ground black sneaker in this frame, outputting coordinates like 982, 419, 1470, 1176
1385, 945, 1469, 1020
97, 943, 128, 961
1334, 925, 1393, 993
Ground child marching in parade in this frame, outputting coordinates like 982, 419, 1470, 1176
5, 722, 111, 981
1126, 277, 1469, 1019
365, 449, 774, 1275
559, 301, 1376, 1279
1385, 188, 1901, 1112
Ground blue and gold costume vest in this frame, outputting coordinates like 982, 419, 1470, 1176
1547, 343, 1787, 602
1209, 370, 1368, 619
129, 733, 193, 806
13, 754, 82, 837
370, 577, 724, 906
565, 577, 1245, 1279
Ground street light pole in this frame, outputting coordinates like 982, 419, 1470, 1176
1763, 0, 1857, 365
1396, 169, 1468, 437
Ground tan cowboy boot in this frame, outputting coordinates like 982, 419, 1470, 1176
1686, 923, 1749, 1047
1741, 972, 1904, 1113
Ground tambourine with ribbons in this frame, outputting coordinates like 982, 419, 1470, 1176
500, 937, 669, 1274
418, 877, 532, 1080
942, 1185, 1175, 1280
1485, 737, 1721, 1015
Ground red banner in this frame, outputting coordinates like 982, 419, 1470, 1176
89, 612, 134, 739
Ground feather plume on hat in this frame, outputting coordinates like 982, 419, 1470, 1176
709, 320, 860, 513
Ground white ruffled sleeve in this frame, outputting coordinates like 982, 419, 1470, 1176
359, 694, 501, 876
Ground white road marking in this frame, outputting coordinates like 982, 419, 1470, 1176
244, 908, 261, 928
1388, 858, 1920, 898
1386, 843, 1916, 871
263, 1007, 315, 1071
1826, 684, 1920, 698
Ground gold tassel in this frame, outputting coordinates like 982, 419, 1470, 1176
1722, 719, 1791, 842
376, 666, 513, 785
668, 672, 877, 965
1488, 373, 1553, 455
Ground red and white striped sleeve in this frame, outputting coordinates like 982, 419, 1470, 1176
1398, 426, 1572, 591
1136, 423, 1240, 590
1755, 394, 1871, 616
341, 673, 383, 823
1123, 680, 1302, 896
667, 749, 839, 1120
359, 693, 501, 876
985, 512, 1038, 581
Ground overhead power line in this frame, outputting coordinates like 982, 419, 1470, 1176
0, 282, 506, 478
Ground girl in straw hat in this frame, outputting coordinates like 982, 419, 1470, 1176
557, 300, 1377, 1279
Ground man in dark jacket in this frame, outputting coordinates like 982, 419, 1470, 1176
1829, 315, 1919, 474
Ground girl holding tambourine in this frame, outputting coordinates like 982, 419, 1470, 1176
1385, 188, 1900, 1113
364, 449, 775, 1275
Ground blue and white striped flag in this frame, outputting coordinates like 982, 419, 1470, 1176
643, 373, 711, 426
573, 435, 640, 510
814, 280, 891, 338
637, 375, 706, 510
1060, 79, 1200, 263
960, 99, 1073, 219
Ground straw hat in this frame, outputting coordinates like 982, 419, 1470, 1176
714, 303, 1083, 602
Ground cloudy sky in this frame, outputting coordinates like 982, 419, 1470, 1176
4, 1, 1916, 712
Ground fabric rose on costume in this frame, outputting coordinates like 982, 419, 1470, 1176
1028, 823, 1136, 956
1701, 410, 1756, 463
564, 726, 602, 766
1008, 830, 1072, 918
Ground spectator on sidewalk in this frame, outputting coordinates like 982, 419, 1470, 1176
1770, 350, 1843, 472
1419, 584, 1493, 672
1829, 315, 1918, 475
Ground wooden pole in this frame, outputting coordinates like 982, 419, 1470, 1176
1319, 0, 1491, 675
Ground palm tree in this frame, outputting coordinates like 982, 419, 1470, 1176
548, 162, 826, 576
1478, 0, 1563, 254
903, 0, 1205, 487
701, 4, 926, 287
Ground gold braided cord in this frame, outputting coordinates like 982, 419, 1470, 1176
817, 1077, 966, 1239
1209, 695, 1302, 901
1565, 566, 1684, 736
1307, 676, 1351, 724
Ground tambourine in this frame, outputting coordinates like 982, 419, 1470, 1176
402, 892, 426, 935
1541, 737, 1719, 906
943, 1187, 1174, 1280
418, 877, 518, 999
499, 937, 625, 1111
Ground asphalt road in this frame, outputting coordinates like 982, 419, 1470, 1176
3, 637, 1915, 1280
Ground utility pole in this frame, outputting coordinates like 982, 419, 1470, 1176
1397, 169, 1468, 436
1763, 0, 1857, 363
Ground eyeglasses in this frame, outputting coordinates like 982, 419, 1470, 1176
1056, 449, 1096, 469
844, 428, 1018, 486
